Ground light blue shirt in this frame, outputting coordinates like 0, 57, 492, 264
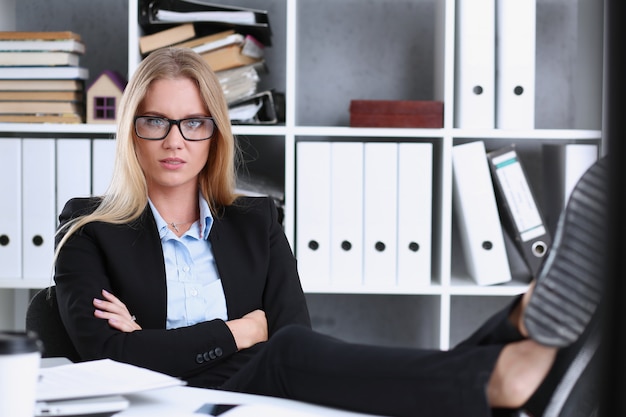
148, 193, 228, 329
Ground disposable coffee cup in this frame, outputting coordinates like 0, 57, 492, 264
0, 331, 42, 417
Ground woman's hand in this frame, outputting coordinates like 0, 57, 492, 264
93, 289, 142, 332
226, 309, 268, 350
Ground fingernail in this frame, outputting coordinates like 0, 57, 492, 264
93, 298, 102, 305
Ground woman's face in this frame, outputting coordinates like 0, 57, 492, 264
134, 77, 212, 195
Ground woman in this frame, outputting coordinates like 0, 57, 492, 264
53, 47, 600, 417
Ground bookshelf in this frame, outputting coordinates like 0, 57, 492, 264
0, 0, 604, 350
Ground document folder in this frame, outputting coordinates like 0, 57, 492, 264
0, 139, 21, 280
22, 139, 56, 280
329, 142, 364, 287
396, 142, 433, 287
452, 141, 511, 285
495, 0, 536, 129
229, 90, 284, 125
92, 139, 116, 197
487, 145, 551, 278
363, 142, 398, 288
296, 141, 331, 289
56, 139, 91, 219
140, 0, 272, 46
541, 143, 598, 236
454, 0, 495, 128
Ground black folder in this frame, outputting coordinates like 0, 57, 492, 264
229, 90, 284, 125
139, 0, 272, 46
487, 145, 552, 278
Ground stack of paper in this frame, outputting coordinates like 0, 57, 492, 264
138, 1, 278, 124
37, 359, 185, 401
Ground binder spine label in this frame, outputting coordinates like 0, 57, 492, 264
491, 151, 545, 242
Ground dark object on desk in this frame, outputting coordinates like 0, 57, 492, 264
196, 403, 239, 415
26, 286, 81, 363
349, 99, 444, 128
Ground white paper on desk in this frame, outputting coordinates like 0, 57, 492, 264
220, 404, 322, 417
37, 359, 185, 401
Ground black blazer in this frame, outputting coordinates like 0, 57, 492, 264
54, 196, 311, 383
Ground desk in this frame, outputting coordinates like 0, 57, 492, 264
118, 385, 382, 417
40, 358, 381, 417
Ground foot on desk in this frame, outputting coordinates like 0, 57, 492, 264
523, 156, 609, 348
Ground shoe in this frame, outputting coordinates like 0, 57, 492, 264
523, 156, 609, 348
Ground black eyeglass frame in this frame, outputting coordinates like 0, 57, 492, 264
134, 116, 217, 141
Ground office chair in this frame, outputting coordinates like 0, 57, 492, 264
25, 286, 81, 363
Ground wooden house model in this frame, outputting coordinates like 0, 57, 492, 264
86, 70, 127, 124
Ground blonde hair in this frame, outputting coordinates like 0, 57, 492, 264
55, 47, 239, 257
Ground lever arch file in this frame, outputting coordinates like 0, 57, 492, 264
0, 139, 22, 280
487, 145, 551, 278
542, 143, 598, 236
455, 0, 496, 128
452, 141, 511, 285
22, 139, 56, 280
495, 0, 536, 129
296, 141, 331, 289
397, 142, 433, 287
363, 142, 398, 288
329, 142, 364, 287
56, 139, 91, 220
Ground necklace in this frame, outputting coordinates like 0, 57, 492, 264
168, 220, 196, 233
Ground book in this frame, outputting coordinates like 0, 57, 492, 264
0, 100, 81, 114
350, 100, 444, 128
0, 79, 83, 91
0, 31, 82, 41
0, 113, 83, 123
139, 23, 195, 54
0, 39, 86, 54
200, 44, 261, 72
0, 51, 80, 67
0, 66, 88, 80
0, 90, 83, 101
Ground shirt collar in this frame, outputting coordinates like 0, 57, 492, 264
148, 191, 213, 241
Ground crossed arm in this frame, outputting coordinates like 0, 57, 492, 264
93, 289, 269, 350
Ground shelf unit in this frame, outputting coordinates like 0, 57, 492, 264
0, 0, 604, 349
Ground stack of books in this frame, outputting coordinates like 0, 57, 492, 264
138, 1, 280, 124
0, 31, 88, 123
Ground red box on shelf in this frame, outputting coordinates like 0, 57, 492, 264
349, 100, 443, 128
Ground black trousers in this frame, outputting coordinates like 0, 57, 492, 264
220, 299, 525, 417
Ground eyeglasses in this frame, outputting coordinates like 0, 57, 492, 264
134, 116, 216, 141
